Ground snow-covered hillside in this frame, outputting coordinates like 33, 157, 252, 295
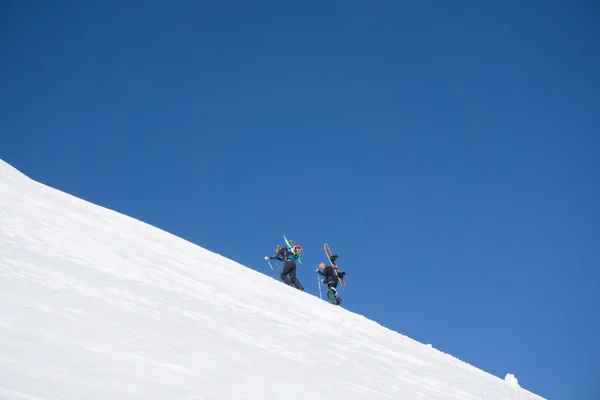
0, 159, 544, 400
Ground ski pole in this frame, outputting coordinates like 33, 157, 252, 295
317, 273, 322, 299
267, 260, 278, 279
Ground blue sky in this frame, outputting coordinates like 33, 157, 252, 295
2, 1, 599, 398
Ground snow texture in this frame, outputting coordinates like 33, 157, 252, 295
0, 159, 545, 400
505, 374, 521, 388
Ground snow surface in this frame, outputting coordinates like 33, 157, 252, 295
505, 374, 520, 388
0, 159, 545, 400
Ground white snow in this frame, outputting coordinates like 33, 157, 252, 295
505, 374, 521, 388
0, 158, 545, 400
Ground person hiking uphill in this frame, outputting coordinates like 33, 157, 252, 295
265, 244, 304, 291
317, 262, 345, 305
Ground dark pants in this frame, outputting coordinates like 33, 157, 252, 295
281, 260, 303, 290
326, 279, 338, 289
324, 279, 341, 304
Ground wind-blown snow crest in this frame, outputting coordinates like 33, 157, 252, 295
505, 374, 521, 388
0, 159, 545, 400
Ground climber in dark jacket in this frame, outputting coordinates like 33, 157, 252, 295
265, 244, 304, 291
317, 262, 345, 305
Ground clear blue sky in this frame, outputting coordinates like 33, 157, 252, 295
2, 1, 598, 399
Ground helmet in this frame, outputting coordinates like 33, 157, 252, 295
288, 240, 295, 246
294, 244, 302, 249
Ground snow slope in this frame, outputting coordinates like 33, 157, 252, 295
0, 159, 545, 400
